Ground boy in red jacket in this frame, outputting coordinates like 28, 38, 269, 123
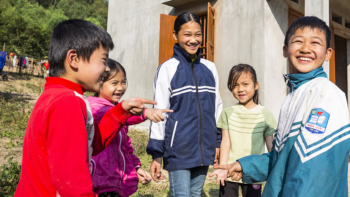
15, 19, 155, 197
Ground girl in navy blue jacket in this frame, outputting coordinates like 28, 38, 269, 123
147, 12, 223, 197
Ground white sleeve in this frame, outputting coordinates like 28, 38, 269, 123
146, 60, 177, 158
212, 64, 223, 123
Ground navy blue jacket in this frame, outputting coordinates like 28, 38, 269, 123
146, 44, 222, 171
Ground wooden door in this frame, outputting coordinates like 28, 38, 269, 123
158, 3, 216, 65
207, 2, 215, 62
329, 25, 336, 84
159, 14, 177, 65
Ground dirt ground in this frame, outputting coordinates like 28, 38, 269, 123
0, 71, 44, 166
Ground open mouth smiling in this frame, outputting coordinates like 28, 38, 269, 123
297, 56, 314, 62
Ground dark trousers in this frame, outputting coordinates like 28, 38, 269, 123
220, 181, 262, 197
98, 191, 121, 197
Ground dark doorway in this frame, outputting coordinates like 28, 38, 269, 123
335, 35, 348, 100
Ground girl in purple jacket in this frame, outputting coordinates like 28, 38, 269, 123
88, 59, 172, 197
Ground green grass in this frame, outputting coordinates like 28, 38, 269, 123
128, 129, 220, 197
0, 95, 30, 139
0, 156, 21, 196
25, 82, 43, 95
0, 95, 26, 196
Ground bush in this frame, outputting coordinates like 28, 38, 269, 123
0, 156, 21, 196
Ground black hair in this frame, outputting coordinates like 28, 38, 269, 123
94, 58, 126, 97
284, 16, 331, 49
48, 19, 114, 77
227, 64, 259, 105
174, 12, 201, 35
104, 58, 126, 82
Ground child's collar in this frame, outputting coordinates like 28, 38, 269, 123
45, 77, 86, 94
284, 67, 327, 93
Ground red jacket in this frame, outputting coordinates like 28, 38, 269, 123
15, 77, 132, 197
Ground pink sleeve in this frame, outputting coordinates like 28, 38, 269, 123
125, 109, 147, 126
125, 134, 141, 167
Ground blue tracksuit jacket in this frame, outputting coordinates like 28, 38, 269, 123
238, 68, 350, 197
146, 44, 223, 171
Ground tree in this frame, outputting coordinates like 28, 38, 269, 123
0, 0, 108, 58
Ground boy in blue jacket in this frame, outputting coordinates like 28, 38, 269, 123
212, 16, 350, 197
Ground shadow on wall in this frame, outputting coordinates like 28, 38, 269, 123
266, 0, 289, 36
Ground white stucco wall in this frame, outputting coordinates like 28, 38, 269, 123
214, 0, 288, 118
107, 0, 349, 124
107, 0, 173, 129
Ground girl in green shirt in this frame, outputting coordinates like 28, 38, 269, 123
210, 64, 277, 197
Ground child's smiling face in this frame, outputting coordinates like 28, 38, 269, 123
99, 71, 127, 103
232, 72, 259, 109
283, 27, 332, 74
77, 45, 110, 92
173, 21, 202, 58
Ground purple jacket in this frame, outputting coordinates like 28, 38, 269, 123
88, 97, 146, 197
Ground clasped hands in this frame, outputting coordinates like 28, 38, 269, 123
209, 161, 243, 186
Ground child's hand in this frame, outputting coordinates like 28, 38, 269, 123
145, 108, 173, 123
122, 98, 156, 115
136, 168, 152, 185
150, 157, 164, 182
209, 169, 228, 186
214, 148, 220, 165
213, 161, 243, 181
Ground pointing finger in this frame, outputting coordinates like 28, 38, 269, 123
138, 98, 157, 105
160, 109, 174, 113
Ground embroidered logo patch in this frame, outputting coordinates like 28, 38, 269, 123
305, 108, 330, 134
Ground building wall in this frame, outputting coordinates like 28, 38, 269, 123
214, 0, 288, 118
107, 0, 173, 129
107, 0, 350, 127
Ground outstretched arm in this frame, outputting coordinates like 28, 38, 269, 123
93, 98, 156, 155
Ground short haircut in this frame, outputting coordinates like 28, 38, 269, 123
174, 12, 201, 35
284, 16, 331, 49
48, 19, 114, 77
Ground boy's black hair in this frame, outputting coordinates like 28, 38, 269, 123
174, 12, 201, 35
48, 19, 114, 77
284, 16, 331, 49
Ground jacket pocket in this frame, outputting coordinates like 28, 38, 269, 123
170, 121, 178, 147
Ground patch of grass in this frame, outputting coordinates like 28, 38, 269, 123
128, 128, 221, 197
0, 156, 21, 196
0, 95, 31, 139
25, 82, 43, 95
